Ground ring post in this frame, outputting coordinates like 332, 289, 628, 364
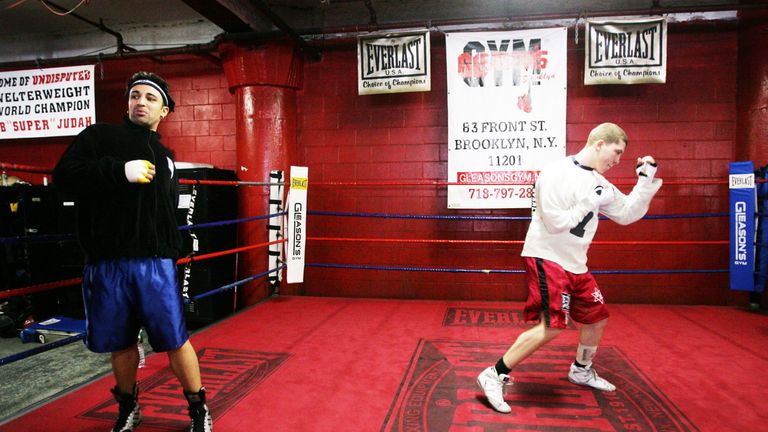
268, 170, 285, 295
729, 161, 756, 292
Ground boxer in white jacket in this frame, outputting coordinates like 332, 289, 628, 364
477, 122, 662, 413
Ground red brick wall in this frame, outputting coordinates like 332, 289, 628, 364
159, 74, 237, 170
295, 27, 737, 304
0, 25, 741, 305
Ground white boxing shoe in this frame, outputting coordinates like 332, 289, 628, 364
476, 366, 513, 413
568, 363, 616, 391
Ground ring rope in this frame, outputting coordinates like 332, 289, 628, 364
0, 162, 744, 187
308, 211, 727, 221
311, 179, 730, 187
591, 269, 729, 274
0, 162, 52, 174
0, 278, 82, 300
0, 333, 85, 367
0, 211, 727, 246
641, 213, 728, 219
307, 236, 727, 246
179, 179, 284, 187
177, 239, 285, 264
177, 211, 287, 231
0, 239, 286, 300
0, 161, 286, 187
306, 263, 727, 274
311, 211, 529, 220
0, 212, 289, 245
186, 265, 285, 303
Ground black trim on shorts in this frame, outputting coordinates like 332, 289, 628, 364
535, 258, 551, 327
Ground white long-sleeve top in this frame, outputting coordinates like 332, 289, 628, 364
521, 156, 663, 274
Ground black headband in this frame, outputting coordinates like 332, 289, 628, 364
129, 79, 170, 107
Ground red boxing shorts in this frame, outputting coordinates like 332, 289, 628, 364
522, 257, 609, 329
82, 257, 189, 353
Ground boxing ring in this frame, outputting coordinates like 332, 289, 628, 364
1, 161, 766, 431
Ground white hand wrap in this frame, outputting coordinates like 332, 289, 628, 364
124, 159, 154, 183
635, 158, 658, 182
591, 185, 615, 208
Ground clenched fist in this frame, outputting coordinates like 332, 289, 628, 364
124, 159, 155, 183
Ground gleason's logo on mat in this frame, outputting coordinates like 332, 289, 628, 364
381, 340, 697, 432
79, 348, 290, 429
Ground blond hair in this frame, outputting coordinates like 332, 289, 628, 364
586, 122, 628, 147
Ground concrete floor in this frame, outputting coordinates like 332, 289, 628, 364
0, 334, 112, 423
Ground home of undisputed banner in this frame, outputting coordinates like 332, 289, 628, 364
585, 17, 667, 85
357, 31, 431, 95
0, 65, 95, 139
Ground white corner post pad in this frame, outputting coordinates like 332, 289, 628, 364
286, 166, 309, 284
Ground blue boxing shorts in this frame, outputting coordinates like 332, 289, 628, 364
82, 257, 189, 353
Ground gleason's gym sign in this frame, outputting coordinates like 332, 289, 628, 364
357, 31, 431, 95
585, 17, 667, 85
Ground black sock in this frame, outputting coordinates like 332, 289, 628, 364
183, 387, 207, 410
574, 360, 588, 368
494, 358, 511, 375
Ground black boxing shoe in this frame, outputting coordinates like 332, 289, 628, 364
111, 384, 141, 432
184, 387, 213, 432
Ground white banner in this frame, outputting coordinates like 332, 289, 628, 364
287, 166, 308, 284
0, 65, 95, 139
446, 28, 567, 209
585, 17, 667, 85
358, 31, 431, 95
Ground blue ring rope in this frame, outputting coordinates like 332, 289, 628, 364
0, 212, 287, 244
0, 333, 85, 367
178, 211, 286, 231
187, 265, 285, 302
0, 211, 726, 244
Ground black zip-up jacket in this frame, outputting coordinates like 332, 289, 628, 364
53, 117, 182, 262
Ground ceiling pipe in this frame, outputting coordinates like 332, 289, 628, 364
302, 2, 764, 37
42, 0, 137, 54
0, 2, 764, 70
0, 41, 222, 71
249, 0, 322, 61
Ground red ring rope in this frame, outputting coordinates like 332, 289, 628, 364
0, 239, 286, 300
307, 236, 726, 245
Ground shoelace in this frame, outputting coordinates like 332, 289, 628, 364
499, 374, 513, 386
589, 368, 608, 383
189, 407, 211, 432
114, 404, 137, 431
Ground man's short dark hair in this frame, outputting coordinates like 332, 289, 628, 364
125, 71, 175, 112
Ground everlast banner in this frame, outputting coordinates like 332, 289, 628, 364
585, 17, 667, 85
357, 31, 430, 95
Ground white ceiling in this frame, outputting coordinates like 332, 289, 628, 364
0, 0, 752, 66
